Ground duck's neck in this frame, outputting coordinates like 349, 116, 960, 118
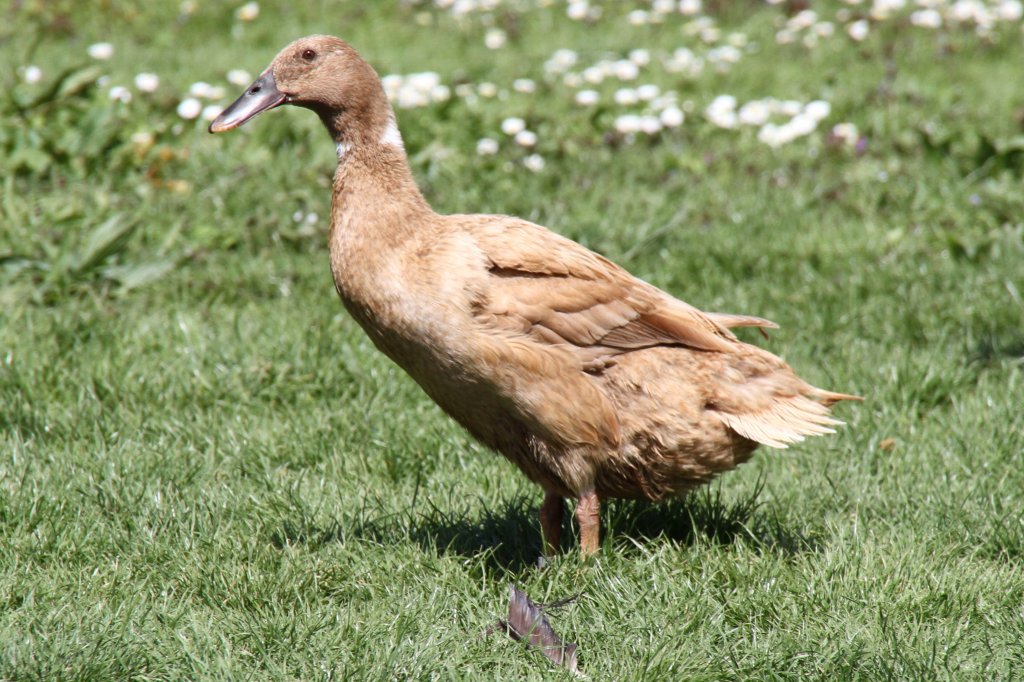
325, 104, 432, 253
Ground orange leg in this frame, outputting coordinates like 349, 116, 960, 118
540, 492, 564, 556
575, 490, 601, 557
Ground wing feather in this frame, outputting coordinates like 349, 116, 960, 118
467, 217, 737, 358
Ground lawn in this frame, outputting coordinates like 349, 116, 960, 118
1, 0, 1023, 679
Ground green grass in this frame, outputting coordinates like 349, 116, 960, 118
2, 1, 1023, 679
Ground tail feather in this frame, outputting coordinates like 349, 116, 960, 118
713, 392, 850, 450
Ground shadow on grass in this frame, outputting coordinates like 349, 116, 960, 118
602, 477, 823, 558
269, 476, 821, 573
970, 332, 1024, 365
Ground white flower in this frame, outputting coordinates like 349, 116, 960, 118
545, 48, 578, 73
408, 72, 441, 92
614, 114, 642, 134
381, 74, 403, 98
665, 48, 703, 75
707, 45, 741, 65
638, 115, 663, 135
23, 65, 42, 84
575, 89, 599, 106
790, 114, 818, 136
870, 0, 905, 20
614, 88, 639, 106
804, 100, 832, 121
613, 60, 640, 81
476, 137, 499, 155
997, 0, 1023, 21
189, 81, 214, 99
484, 28, 507, 49
910, 9, 942, 27
700, 26, 721, 43
429, 84, 451, 103
847, 19, 870, 41
513, 78, 536, 94
523, 154, 545, 172
637, 84, 660, 101
684, 16, 714, 35
728, 32, 749, 48
177, 97, 202, 120
709, 110, 737, 129
705, 98, 738, 128
650, 92, 679, 111
235, 1, 260, 21
779, 99, 803, 116
831, 122, 859, 145
202, 105, 223, 121
130, 131, 154, 146
500, 117, 526, 135
776, 29, 797, 45
582, 66, 605, 84
395, 88, 428, 109
134, 73, 159, 93
88, 42, 114, 60
708, 94, 737, 112
679, 0, 702, 15
814, 21, 835, 37
789, 9, 818, 30
562, 73, 583, 88
108, 86, 132, 103
227, 69, 252, 87
478, 82, 498, 98
671, 48, 696, 66
652, 0, 675, 13
629, 9, 651, 25
567, 0, 589, 20
514, 130, 538, 147
758, 123, 792, 147
629, 49, 651, 67
738, 100, 771, 126
659, 106, 685, 128
450, 0, 475, 16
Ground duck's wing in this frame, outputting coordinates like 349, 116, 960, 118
454, 216, 858, 455
466, 217, 740, 364
451, 214, 743, 453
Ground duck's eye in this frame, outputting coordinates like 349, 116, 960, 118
301, 49, 317, 62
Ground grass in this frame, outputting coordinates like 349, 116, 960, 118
2, 1, 1023, 679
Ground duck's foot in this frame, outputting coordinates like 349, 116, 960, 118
575, 490, 600, 557
540, 492, 564, 556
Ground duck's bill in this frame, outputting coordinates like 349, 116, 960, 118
209, 70, 287, 133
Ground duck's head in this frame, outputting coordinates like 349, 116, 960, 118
209, 35, 394, 148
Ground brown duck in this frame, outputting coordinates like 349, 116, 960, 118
210, 35, 860, 556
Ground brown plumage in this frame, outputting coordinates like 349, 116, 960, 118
210, 35, 860, 556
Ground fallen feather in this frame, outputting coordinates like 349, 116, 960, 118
485, 585, 580, 672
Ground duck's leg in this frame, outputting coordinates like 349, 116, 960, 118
575, 490, 601, 557
540, 492, 564, 556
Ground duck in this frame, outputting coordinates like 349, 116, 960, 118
209, 35, 860, 557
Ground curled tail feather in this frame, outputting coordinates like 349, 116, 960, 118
705, 312, 780, 330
